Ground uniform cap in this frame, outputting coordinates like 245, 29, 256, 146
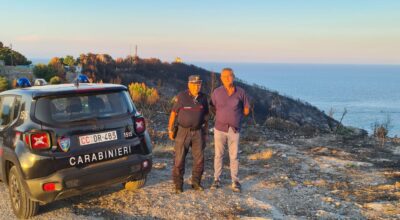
188, 75, 202, 84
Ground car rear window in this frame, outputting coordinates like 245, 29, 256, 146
34, 91, 136, 124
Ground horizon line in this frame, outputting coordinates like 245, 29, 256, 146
29, 57, 400, 66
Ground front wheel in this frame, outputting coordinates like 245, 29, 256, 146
124, 176, 147, 191
8, 166, 39, 218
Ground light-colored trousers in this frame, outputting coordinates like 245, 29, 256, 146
214, 127, 240, 182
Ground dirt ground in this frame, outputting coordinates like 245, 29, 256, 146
0, 130, 399, 219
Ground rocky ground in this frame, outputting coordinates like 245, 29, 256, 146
0, 125, 399, 219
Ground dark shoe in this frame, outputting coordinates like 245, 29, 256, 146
192, 183, 204, 191
210, 180, 220, 190
174, 186, 183, 194
232, 181, 241, 192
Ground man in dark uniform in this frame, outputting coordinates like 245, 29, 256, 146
168, 75, 209, 193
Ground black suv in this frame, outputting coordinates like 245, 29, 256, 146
0, 83, 152, 218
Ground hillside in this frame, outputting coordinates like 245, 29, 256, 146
113, 59, 342, 135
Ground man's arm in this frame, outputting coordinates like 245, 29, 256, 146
168, 94, 182, 140
243, 107, 250, 116
209, 91, 216, 116
243, 90, 251, 116
168, 111, 177, 140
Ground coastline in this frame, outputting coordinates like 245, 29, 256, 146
194, 62, 400, 137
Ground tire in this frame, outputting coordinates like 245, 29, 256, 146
8, 166, 39, 218
124, 176, 147, 191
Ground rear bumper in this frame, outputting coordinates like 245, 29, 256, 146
25, 153, 152, 204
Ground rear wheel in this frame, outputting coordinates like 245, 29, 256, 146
124, 176, 147, 191
8, 166, 39, 218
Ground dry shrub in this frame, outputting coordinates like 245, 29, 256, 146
128, 82, 160, 120
130, 88, 142, 103
248, 149, 273, 161
147, 89, 160, 105
49, 76, 61, 84
128, 82, 160, 105
11, 78, 17, 88
374, 124, 388, 138
372, 115, 392, 147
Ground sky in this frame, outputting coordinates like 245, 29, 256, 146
1, 0, 400, 64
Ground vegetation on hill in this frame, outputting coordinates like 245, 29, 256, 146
1, 46, 340, 134
33, 55, 78, 81
75, 53, 339, 134
0, 41, 31, 66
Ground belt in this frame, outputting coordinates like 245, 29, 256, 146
178, 125, 202, 131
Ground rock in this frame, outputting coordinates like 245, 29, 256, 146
153, 162, 167, 169
248, 149, 273, 161
321, 197, 334, 203
393, 146, 400, 155
376, 184, 395, 191
315, 210, 337, 218
364, 202, 400, 214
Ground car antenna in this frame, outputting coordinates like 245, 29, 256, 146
75, 74, 89, 87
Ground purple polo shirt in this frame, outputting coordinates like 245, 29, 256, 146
211, 85, 250, 132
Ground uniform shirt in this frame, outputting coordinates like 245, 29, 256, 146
211, 85, 250, 132
172, 90, 209, 129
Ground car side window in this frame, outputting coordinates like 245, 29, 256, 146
0, 96, 16, 127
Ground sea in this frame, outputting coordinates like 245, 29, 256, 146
193, 62, 400, 137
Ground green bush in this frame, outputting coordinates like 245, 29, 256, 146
0, 76, 8, 91
33, 64, 56, 81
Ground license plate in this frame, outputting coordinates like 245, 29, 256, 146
79, 131, 118, 146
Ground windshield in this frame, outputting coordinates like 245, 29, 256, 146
34, 91, 136, 124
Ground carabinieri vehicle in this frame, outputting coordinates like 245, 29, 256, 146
0, 78, 152, 218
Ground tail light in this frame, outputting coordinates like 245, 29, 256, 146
42, 182, 60, 192
42, 182, 56, 192
24, 131, 51, 150
134, 117, 146, 134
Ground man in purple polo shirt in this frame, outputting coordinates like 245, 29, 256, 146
210, 68, 250, 192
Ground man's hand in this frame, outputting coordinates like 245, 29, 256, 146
169, 131, 175, 140
168, 111, 177, 141
244, 107, 250, 116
